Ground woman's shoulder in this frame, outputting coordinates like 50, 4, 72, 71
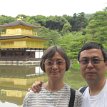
75, 90, 83, 103
24, 91, 35, 98
64, 83, 71, 90
75, 90, 82, 96
73, 90, 83, 107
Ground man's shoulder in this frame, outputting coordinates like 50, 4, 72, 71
79, 86, 87, 94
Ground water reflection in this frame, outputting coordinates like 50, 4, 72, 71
0, 65, 45, 107
35, 66, 44, 75
0, 102, 18, 107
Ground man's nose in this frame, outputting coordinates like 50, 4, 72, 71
87, 60, 94, 67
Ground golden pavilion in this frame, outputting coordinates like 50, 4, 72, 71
0, 19, 48, 107
0, 19, 48, 65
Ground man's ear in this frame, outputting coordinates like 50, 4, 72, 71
105, 61, 107, 66
104, 61, 107, 71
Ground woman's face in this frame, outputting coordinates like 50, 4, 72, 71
44, 52, 66, 81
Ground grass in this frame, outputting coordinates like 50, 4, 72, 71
64, 60, 87, 89
64, 70, 87, 89
34, 61, 87, 90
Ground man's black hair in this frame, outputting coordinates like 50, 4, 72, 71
77, 42, 107, 61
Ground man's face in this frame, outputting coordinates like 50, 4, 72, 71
79, 49, 107, 85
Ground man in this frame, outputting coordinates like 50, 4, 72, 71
78, 42, 107, 107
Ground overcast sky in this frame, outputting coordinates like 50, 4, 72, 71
0, 0, 107, 17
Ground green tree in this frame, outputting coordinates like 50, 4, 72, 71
61, 22, 71, 35
0, 15, 15, 24
45, 16, 68, 31
71, 12, 88, 31
86, 11, 107, 44
37, 27, 61, 46
57, 32, 87, 59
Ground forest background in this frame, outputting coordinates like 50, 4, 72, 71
1, 7, 107, 88
1, 7, 107, 60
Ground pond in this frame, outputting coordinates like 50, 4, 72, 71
0, 65, 87, 107
0, 65, 45, 107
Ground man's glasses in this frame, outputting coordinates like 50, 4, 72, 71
79, 57, 104, 65
44, 59, 65, 66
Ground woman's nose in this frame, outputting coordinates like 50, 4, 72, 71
51, 62, 58, 68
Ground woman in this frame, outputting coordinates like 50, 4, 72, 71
23, 45, 82, 107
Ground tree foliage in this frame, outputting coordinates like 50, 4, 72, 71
71, 12, 88, 31
86, 11, 107, 44
0, 15, 15, 24
1, 8, 107, 59
57, 32, 88, 59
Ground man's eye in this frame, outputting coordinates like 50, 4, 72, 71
83, 60, 88, 63
80, 59, 89, 64
92, 59, 100, 63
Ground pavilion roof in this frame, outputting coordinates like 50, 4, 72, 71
0, 20, 40, 28
0, 35, 48, 40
